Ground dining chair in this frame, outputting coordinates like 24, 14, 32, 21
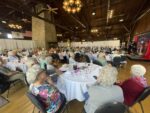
27, 91, 69, 113
129, 86, 150, 113
95, 102, 130, 113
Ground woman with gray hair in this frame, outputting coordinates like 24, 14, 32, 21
84, 65, 124, 113
45, 56, 55, 72
26, 58, 41, 84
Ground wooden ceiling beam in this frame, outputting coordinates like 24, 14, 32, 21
1, 0, 32, 19
94, 14, 125, 22
0, 1, 73, 32
87, 0, 124, 9
122, 24, 130, 33
134, 8, 150, 23
131, 0, 148, 24
69, 15, 86, 28
91, 21, 128, 28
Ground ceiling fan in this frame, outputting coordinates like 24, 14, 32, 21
21, 18, 31, 23
42, 5, 58, 14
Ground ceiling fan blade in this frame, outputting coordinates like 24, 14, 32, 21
42, 8, 47, 10
53, 8, 58, 10
47, 4, 51, 8
51, 9, 58, 11
52, 10, 57, 14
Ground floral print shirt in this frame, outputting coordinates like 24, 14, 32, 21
30, 84, 62, 113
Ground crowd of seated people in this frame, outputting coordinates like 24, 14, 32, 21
0, 46, 148, 113
84, 64, 148, 113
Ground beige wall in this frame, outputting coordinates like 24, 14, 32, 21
45, 21, 57, 43
32, 4, 57, 48
32, 15, 46, 48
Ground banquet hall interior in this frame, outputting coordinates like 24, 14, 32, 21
0, 0, 150, 113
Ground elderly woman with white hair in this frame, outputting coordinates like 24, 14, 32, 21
118, 64, 147, 106
26, 58, 41, 84
84, 65, 124, 113
45, 56, 54, 70
45, 56, 57, 76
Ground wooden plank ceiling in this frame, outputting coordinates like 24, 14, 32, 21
0, 0, 150, 41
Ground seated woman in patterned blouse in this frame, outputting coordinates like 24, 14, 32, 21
29, 69, 64, 113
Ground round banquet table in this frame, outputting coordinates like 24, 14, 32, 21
56, 63, 102, 102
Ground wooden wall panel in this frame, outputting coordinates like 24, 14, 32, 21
133, 13, 150, 35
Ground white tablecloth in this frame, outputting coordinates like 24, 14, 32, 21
57, 63, 102, 102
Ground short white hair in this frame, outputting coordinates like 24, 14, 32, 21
131, 64, 146, 77
26, 58, 37, 68
97, 65, 118, 87
26, 64, 41, 84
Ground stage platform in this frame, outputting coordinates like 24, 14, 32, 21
127, 55, 150, 61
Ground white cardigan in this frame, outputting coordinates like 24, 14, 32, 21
84, 85, 124, 113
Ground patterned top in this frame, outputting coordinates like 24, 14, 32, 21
30, 84, 62, 113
